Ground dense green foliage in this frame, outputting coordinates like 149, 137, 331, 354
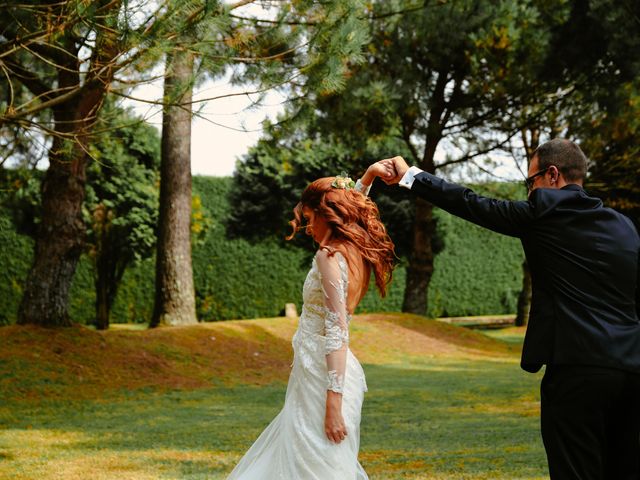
226, 0, 577, 315
560, 4, 640, 228
584, 83, 640, 228
3, 1, 638, 327
0, 176, 524, 324
85, 107, 161, 264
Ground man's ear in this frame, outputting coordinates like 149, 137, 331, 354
549, 165, 559, 183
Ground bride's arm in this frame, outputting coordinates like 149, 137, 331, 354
316, 249, 349, 443
317, 249, 349, 393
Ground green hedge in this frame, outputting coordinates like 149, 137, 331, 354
425, 211, 523, 317
0, 209, 33, 325
191, 176, 309, 320
0, 176, 525, 324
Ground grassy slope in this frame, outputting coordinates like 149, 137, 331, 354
0, 315, 547, 480
0, 314, 519, 401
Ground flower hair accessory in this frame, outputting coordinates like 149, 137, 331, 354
332, 172, 356, 190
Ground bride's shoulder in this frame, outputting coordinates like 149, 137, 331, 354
315, 245, 344, 258
315, 246, 336, 265
315, 245, 349, 269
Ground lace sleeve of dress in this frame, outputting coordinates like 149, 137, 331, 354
316, 248, 349, 394
354, 179, 371, 196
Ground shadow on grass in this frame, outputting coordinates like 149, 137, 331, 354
1, 357, 548, 479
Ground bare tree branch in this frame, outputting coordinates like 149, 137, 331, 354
111, 71, 301, 108
3, 57, 52, 99
435, 126, 526, 170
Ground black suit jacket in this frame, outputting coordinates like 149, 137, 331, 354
410, 171, 640, 373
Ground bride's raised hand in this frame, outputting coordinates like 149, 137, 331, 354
360, 161, 396, 187
325, 391, 348, 443
370, 161, 395, 180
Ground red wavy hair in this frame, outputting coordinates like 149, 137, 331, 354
287, 177, 395, 297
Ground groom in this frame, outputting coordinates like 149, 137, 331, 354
372, 138, 640, 480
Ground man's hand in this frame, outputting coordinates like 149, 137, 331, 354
378, 156, 409, 185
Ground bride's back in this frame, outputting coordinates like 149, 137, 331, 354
328, 244, 370, 315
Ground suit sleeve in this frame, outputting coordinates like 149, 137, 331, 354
410, 171, 535, 238
636, 250, 640, 320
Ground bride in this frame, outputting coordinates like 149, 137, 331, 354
227, 163, 396, 479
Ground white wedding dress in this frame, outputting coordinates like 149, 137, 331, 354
227, 249, 369, 479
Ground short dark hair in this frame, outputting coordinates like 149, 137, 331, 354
533, 138, 587, 183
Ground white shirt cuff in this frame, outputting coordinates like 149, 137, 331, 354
399, 166, 424, 189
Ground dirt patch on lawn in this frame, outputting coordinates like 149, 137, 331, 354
0, 314, 518, 402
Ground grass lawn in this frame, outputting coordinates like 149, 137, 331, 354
0, 315, 548, 479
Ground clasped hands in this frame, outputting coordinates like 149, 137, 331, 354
362, 156, 410, 186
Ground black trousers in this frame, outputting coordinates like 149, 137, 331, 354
540, 365, 640, 480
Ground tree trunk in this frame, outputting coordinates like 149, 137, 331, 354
16, 6, 121, 327
95, 263, 122, 330
95, 270, 111, 330
515, 259, 532, 326
402, 138, 439, 316
402, 197, 436, 314
400, 70, 450, 316
94, 224, 131, 330
150, 50, 197, 327
94, 220, 114, 330
17, 137, 87, 327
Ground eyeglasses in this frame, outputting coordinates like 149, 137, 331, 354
524, 167, 550, 191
